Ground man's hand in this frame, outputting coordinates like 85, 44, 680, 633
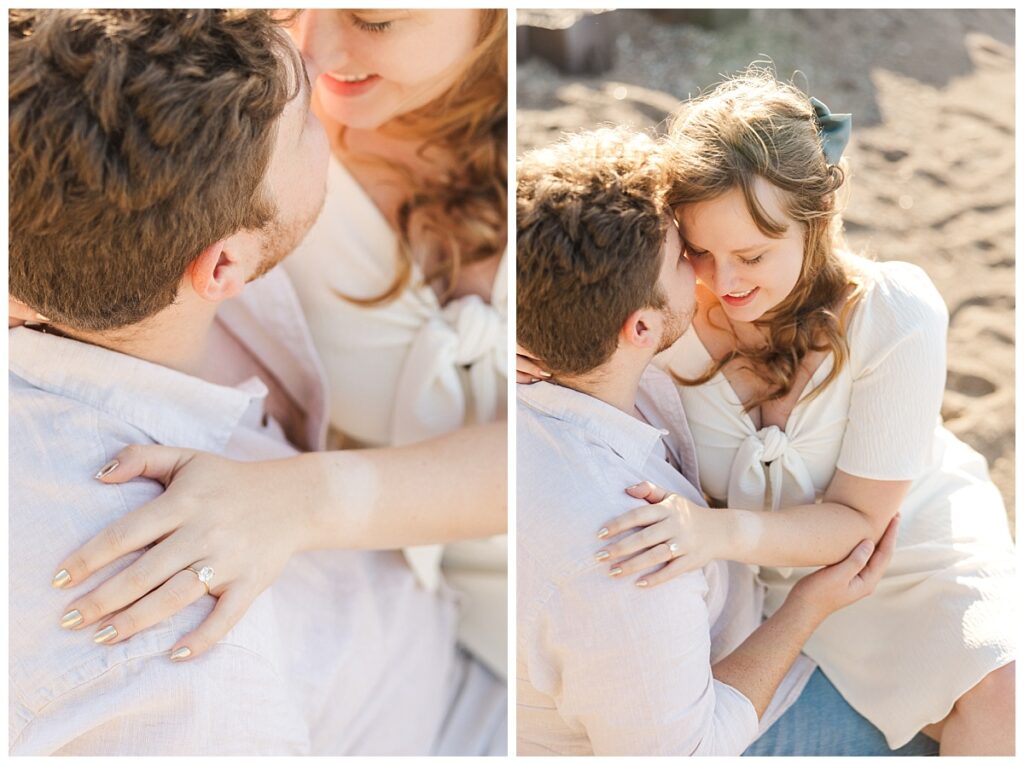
784, 513, 900, 623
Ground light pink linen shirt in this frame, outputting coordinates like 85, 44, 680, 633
516, 368, 813, 756
8, 268, 475, 755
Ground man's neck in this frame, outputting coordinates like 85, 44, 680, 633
556, 350, 651, 417
52, 292, 220, 378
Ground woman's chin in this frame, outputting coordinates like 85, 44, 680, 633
316, 92, 391, 132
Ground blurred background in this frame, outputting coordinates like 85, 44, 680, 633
517, 9, 1015, 531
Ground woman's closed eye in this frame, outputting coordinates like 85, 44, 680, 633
351, 15, 393, 33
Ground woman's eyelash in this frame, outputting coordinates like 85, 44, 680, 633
353, 19, 393, 33
685, 245, 708, 258
742, 254, 764, 265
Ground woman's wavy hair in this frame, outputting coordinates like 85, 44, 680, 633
665, 65, 864, 410
338, 9, 507, 305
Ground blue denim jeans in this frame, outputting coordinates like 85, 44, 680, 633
743, 669, 940, 756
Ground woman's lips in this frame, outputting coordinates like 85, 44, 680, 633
720, 287, 759, 307
319, 72, 381, 97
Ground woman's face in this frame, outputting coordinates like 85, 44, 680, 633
288, 9, 481, 131
677, 179, 805, 324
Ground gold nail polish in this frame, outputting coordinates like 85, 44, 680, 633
609, 567, 622, 577
636, 579, 649, 588
93, 625, 118, 644
35, 313, 51, 322
594, 550, 610, 562
94, 459, 119, 480
52, 569, 72, 589
60, 609, 83, 629
597, 527, 610, 540
170, 647, 192, 662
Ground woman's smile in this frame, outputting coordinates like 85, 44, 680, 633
720, 287, 759, 306
319, 71, 381, 97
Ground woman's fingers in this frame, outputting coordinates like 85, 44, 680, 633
516, 370, 541, 384
86, 568, 209, 646
9, 296, 40, 328
52, 496, 180, 591
599, 518, 673, 564
60, 538, 197, 630
611, 541, 679, 578
624, 481, 671, 504
168, 586, 253, 662
635, 556, 700, 588
515, 353, 551, 382
93, 444, 199, 486
597, 501, 665, 544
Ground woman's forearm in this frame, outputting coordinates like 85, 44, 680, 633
725, 502, 881, 568
295, 421, 507, 551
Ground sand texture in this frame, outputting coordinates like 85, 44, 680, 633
517, 9, 1015, 532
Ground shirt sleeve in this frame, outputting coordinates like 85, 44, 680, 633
12, 646, 310, 755
540, 565, 759, 755
836, 263, 949, 480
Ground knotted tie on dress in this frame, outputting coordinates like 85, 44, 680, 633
391, 293, 507, 448
728, 426, 817, 579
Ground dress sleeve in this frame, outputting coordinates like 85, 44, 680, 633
537, 564, 759, 755
836, 263, 949, 480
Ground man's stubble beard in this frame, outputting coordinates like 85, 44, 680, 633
655, 301, 695, 355
247, 185, 328, 282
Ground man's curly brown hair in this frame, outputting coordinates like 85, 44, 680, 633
516, 128, 671, 376
9, 9, 303, 331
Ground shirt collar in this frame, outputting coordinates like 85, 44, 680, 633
517, 374, 668, 472
10, 327, 267, 455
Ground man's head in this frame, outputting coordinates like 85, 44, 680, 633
9, 9, 328, 332
517, 127, 696, 377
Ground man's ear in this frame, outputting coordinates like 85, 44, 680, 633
620, 307, 661, 350
187, 240, 246, 303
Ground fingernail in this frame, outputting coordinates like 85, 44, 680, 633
597, 527, 610, 540
93, 625, 118, 644
60, 609, 83, 629
636, 579, 649, 588
52, 569, 72, 589
540, 371, 552, 378
94, 459, 119, 480
609, 567, 622, 577
35, 313, 51, 322
170, 646, 192, 662
594, 550, 610, 562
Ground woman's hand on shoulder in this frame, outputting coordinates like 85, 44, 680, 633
595, 481, 734, 588
516, 343, 551, 384
53, 445, 313, 662
9, 296, 39, 328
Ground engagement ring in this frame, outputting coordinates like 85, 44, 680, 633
187, 564, 215, 595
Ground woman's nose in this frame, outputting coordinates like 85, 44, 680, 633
712, 260, 736, 295
292, 11, 351, 75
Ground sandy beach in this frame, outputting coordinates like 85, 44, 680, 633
517, 9, 1015, 531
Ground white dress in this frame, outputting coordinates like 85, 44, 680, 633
284, 154, 508, 681
658, 257, 1015, 748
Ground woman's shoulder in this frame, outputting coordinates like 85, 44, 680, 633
846, 254, 949, 334
842, 254, 949, 371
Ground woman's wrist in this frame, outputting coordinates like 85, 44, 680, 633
719, 508, 761, 563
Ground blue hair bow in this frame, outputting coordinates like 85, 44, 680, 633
809, 96, 851, 165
